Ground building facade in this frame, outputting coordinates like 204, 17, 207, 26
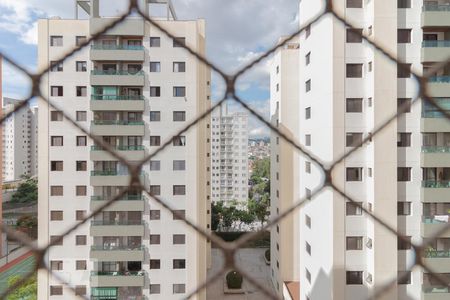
2, 98, 38, 182
37, 1, 211, 299
211, 104, 249, 204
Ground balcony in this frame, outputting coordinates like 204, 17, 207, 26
422, 4, 450, 28
90, 220, 145, 236
90, 271, 145, 287
423, 286, 450, 300
90, 195, 144, 212
90, 70, 145, 86
423, 250, 450, 273
427, 76, 450, 98
91, 95, 145, 111
421, 117, 450, 133
90, 170, 136, 186
90, 120, 145, 136
90, 18, 144, 36
422, 147, 450, 167
422, 216, 450, 238
90, 44, 145, 62
422, 41, 450, 62
90, 145, 146, 161
90, 245, 145, 261
422, 181, 450, 203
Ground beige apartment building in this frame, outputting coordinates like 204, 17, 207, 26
37, 1, 211, 299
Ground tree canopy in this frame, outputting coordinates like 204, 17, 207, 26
11, 177, 37, 204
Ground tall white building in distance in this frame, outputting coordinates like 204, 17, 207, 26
37, 0, 211, 299
211, 103, 249, 205
2, 98, 38, 181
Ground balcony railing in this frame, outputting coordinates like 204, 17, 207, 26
92, 120, 144, 126
91, 94, 144, 101
91, 195, 142, 201
91, 145, 145, 151
91, 220, 143, 226
91, 44, 144, 51
424, 249, 450, 258
422, 111, 450, 118
422, 146, 450, 153
423, 216, 450, 224
429, 76, 450, 83
423, 40, 450, 47
91, 245, 144, 251
91, 271, 145, 276
422, 180, 450, 188
423, 286, 450, 293
423, 4, 450, 11
91, 70, 144, 76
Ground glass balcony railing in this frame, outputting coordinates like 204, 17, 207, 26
422, 180, 450, 188
91, 44, 144, 51
429, 76, 450, 83
91, 94, 144, 101
423, 216, 450, 224
91, 271, 145, 276
91, 245, 144, 251
424, 250, 450, 258
423, 4, 450, 11
91, 220, 144, 226
423, 40, 450, 47
91, 70, 144, 76
90, 195, 143, 201
91, 120, 144, 126
422, 111, 450, 118
91, 145, 145, 151
423, 286, 450, 293
422, 146, 450, 153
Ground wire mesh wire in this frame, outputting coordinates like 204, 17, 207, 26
1, 0, 450, 299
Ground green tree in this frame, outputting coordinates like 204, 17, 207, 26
211, 201, 224, 231
7, 275, 37, 300
248, 196, 270, 227
250, 158, 270, 183
16, 215, 38, 239
11, 177, 37, 204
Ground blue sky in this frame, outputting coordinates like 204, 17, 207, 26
0, 0, 299, 137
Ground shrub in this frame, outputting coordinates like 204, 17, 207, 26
226, 270, 243, 289
265, 249, 270, 261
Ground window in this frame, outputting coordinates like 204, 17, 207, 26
173, 37, 186, 47
305, 107, 311, 119
174, 87, 186, 97
397, 133, 411, 147
346, 98, 363, 113
346, 64, 363, 78
173, 111, 186, 121
150, 111, 161, 121
173, 160, 186, 171
150, 259, 161, 269
173, 259, 186, 269
150, 185, 161, 196
305, 268, 311, 283
76, 86, 87, 97
346, 133, 363, 147
397, 167, 411, 181
150, 160, 161, 171
50, 111, 63, 121
76, 111, 87, 121
346, 28, 363, 43
150, 136, 161, 146
368, 61, 372, 72
50, 61, 63, 72
75, 286, 86, 296
173, 185, 186, 195
306, 242, 311, 255
50, 36, 63, 46
173, 62, 186, 72
347, 0, 362, 8
51, 161, 63, 171
305, 161, 311, 174
305, 25, 311, 39
50, 186, 63, 196
150, 62, 161, 72
150, 284, 161, 294
50, 286, 63, 296
346, 271, 363, 285
173, 136, 186, 146
173, 234, 186, 244
76, 61, 87, 72
305, 80, 311, 92
76, 210, 86, 221
150, 234, 160, 244
397, 98, 412, 113
76, 260, 87, 270
150, 210, 161, 220
368, 25, 373, 36
75, 36, 86, 46
150, 86, 161, 97
76, 161, 87, 171
305, 215, 311, 228
76, 136, 87, 146
398, 236, 412, 250
150, 37, 160, 47
398, 63, 412, 78
76, 235, 87, 245
398, 271, 411, 284
50, 236, 63, 245
305, 134, 311, 146
346, 202, 363, 215
173, 210, 186, 220
346, 237, 363, 250
305, 52, 311, 65
76, 186, 87, 196
398, 202, 411, 216
398, 0, 411, 8
346, 168, 363, 181
398, 29, 412, 43
51, 86, 63, 97
51, 211, 63, 221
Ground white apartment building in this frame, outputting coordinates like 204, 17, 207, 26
285, 0, 450, 299
2, 98, 38, 181
37, 1, 211, 299
269, 37, 300, 298
211, 104, 249, 204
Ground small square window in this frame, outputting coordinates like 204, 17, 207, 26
50, 36, 63, 47
76, 161, 87, 171
76, 111, 87, 121
75, 36, 87, 46
76, 260, 87, 270
150, 160, 161, 171
173, 37, 186, 47
397, 98, 412, 113
150, 136, 161, 146
50, 286, 63, 296
150, 86, 161, 97
50, 211, 63, 221
173, 234, 186, 244
174, 86, 186, 97
149, 185, 161, 196
173, 62, 186, 72
346, 133, 363, 147
150, 62, 161, 72
51, 161, 63, 171
346, 64, 363, 78
173, 259, 186, 269
397, 133, 411, 147
150, 37, 160, 47
76, 210, 86, 221
150, 284, 161, 294
173, 210, 186, 220
150, 234, 161, 244
150, 111, 161, 122
346, 168, 363, 181
76, 61, 87, 72
50, 61, 63, 72
150, 259, 161, 269
305, 52, 311, 65
346, 202, 363, 215
398, 63, 412, 78
76, 185, 87, 196
51, 86, 63, 97
398, 271, 411, 284
50, 235, 63, 245
305, 80, 311, 92
398, 236, 412, 250
398, 29, 412, 43
305, 134, 311, 146
75, 235, 87, 245
398, 0, 411, 9
346, 98, 363, 113
76, 136, 87, 146
173, 185, 186, 195
75, 286, 86, 296
76, 86, 87, 97
173, 136, 186, 146
347, 0, 363, 8
346, 271, 363, 285
50, 111, 63, 121
173, 111, 186, 121
173, 160, 186, 171
397, 202, 411, 216
346, 28, 363, 43
50, 186, 63, 196
150, 210, 161, 220
305, 107, 311, 119
305, 215, 311, 228
346, 237, 363, 250
397, 167, 411, 181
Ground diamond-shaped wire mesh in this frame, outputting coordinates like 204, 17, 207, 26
1, 0, 450, 299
